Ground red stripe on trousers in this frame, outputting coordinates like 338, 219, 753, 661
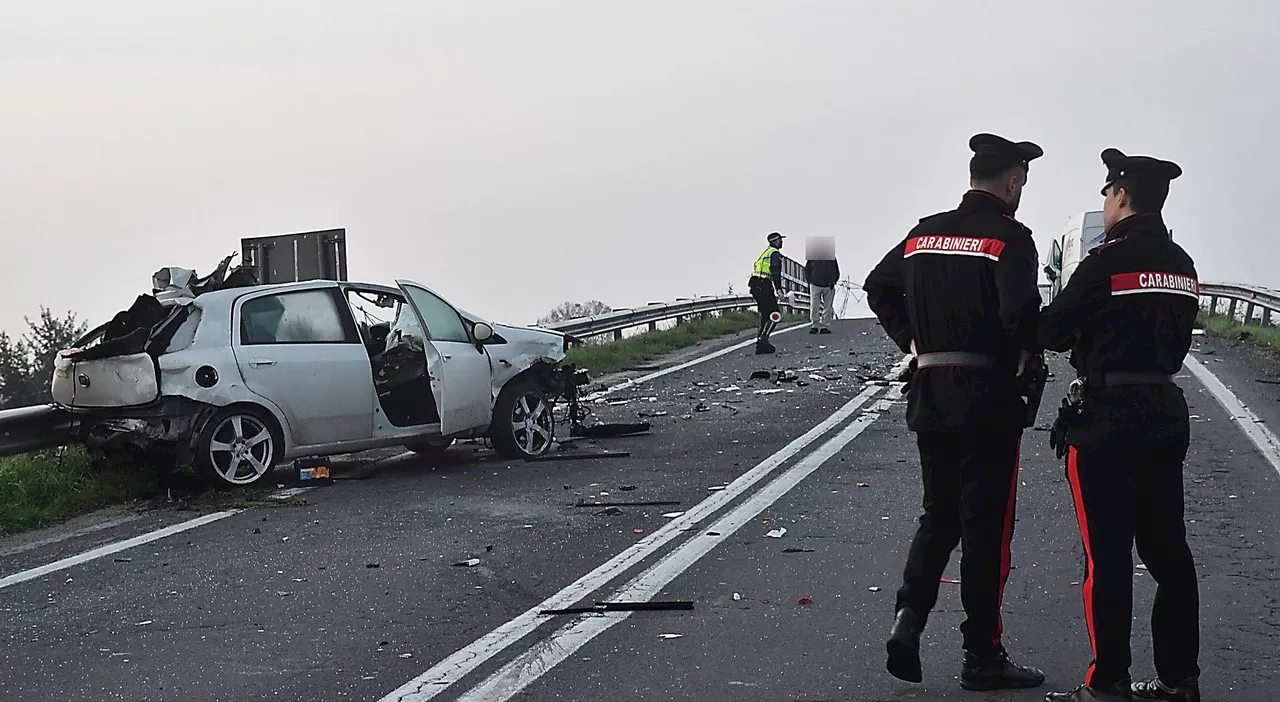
992, 437, 1021, 649
1066, 447, 1099, 686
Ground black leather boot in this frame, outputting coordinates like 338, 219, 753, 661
1044, 681, 1134, 701
885, 608, 923, 683
960, 647, 1046, 691
1131, 678, 1199, 702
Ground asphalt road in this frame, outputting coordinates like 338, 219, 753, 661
1, 320, 1277, 702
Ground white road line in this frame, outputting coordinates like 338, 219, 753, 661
455, 385, 906, 702
582, 323, 808, 401
1184, 354, 1280, 477
0, 509, 243, 591
379, 353, 913, 702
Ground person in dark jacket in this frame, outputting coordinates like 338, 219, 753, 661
804, 237, 841, 334
864, 133, 1046, 693
1041, 150, 1201, 702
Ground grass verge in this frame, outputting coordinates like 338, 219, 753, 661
1197, 311, 1280, 353
0, 447, 159, 536
565, 309, 807, 376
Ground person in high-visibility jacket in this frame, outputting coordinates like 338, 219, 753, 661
749, 232, 786, 354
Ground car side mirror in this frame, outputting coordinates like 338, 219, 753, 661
473, 322, 494, 343
1043, 265, 1058, 281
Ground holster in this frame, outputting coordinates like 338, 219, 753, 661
1048, 382, 1084, 460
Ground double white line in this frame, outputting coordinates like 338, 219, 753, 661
379, 354, 913, 702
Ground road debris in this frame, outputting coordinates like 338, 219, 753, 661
658, 634, 683, 640
749, 370, 772, 380
733, 592, 742, 601
765, 527, 788, 539
577, 499, 681, 508
662, 512, 686, 518
540, 601, 694, 616
453, 558, 481, 567
869, 587, 882, 592
526, 451, 631, 462
782, 547, 815, 554
594, 507, 624, 516
797, 597, 813, 606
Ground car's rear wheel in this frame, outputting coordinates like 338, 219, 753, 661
404, 437, 455, 455
490, 380, 555, 459
194, 405, 281, 488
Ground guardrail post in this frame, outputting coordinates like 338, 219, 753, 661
614, 329, 623, 342
648, 321, 657, 332
1228, 298, 1238, 321
1246, 303, 1257, 326
1264, 308, 1273, 327
1208, 295, 1219, 315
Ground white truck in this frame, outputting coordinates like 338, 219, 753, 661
1042, 210, 1107, 303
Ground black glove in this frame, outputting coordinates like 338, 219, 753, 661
1048, 399, 1075, 460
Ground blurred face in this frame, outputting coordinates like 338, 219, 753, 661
769, 236, 783, 249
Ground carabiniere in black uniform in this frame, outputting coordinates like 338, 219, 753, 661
1042, 150, 1202, 702
864, 133, 1047, 693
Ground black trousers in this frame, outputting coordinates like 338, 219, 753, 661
1065, 440, 1200, 688
749, 278, 780, 342
895, 428, 1022, 655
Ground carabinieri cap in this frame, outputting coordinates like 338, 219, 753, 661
969, 133, 1044, 172
1100, 148, 1183, 196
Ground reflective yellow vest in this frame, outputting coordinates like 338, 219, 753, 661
752, 246, 779, 279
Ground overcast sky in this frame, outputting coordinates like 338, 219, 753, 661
3, 0, 1276, 336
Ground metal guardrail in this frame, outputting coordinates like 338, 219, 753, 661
1041, 281, 1279, 328
542, 253, 814, 342
544, 291, 810, 342
1200, 282, 1280, 327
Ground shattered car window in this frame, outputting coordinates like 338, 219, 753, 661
240, 289, 352, 345
403, 286, 470, 344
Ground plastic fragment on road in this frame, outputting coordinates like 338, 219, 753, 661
708, 485, 727, 491
797, 597, 812, 605
765, 528, 788, 538
782, 548, 814, 553
135, 620, 153, 626
399, 653, 414, 659
717, 385, 742, 393
856, 482, 869, 488
594, 507, 623, 516
868, 587, 882, 592
662, 512, 685, 518
749, 370, 772, 380
941, 577, 961, 584
754, 389, 785, 395
658, 634, 683, 640
453, 558, 481, 567
733, 592, 742, 601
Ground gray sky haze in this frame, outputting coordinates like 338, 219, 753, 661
3, 1, 1277, 333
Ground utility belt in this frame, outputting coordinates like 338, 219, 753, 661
1050, 369, 1176, 460
914, 352, 999, 370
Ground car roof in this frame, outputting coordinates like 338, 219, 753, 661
192, 279, 400, 307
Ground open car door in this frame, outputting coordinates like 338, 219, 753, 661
395, 280, 493, 436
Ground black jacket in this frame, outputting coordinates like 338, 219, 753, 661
804, 259, 841, 288
1038, 213, 1198, 446
864, 190, 1042, 431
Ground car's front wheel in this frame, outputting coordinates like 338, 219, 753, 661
194, 405, 281, 488
490, 379, 555, 459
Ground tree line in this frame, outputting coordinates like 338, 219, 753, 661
0, 308, 87, 410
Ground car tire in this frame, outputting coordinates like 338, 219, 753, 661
194, 405, 282, 488
490, 379, 556, 459
404, 437, 455, 456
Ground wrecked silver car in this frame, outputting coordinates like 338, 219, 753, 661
50, 257, 581, 487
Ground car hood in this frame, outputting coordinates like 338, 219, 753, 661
491, 322, 566, 358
